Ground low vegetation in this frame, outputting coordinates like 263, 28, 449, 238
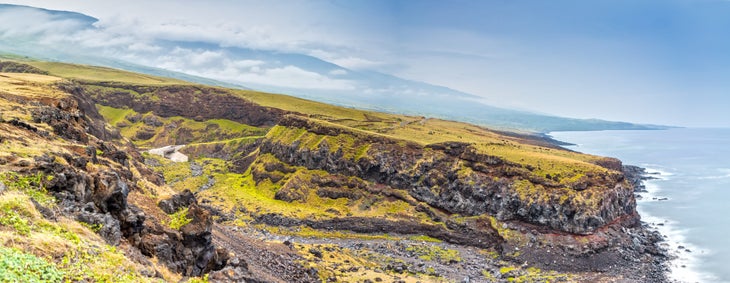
0, 58, 646, 282
0, 176, 158, 282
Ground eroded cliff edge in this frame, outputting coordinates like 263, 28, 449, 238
0, 64, 669, 282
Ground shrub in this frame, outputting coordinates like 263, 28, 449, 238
0, 247, 64, 282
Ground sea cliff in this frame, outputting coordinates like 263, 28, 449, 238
0, 61, 670, 282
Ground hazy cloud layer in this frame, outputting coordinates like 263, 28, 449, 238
0, 3, 364, 91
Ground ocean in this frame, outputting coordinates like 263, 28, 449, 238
551, 128, 730, 283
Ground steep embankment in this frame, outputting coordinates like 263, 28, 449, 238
0, 71, 318, 281
0, 61, 668, 282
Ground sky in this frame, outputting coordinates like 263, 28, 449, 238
1, 0, 730, 127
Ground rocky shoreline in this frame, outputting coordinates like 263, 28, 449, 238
619, 165, 674, 282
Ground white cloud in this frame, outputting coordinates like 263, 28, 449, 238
233, 59, 265, 69
329, 69, 348, 76
238, 65, 356, 90
188, 50, 224, 67
0, 8, 87, 38
127, 42, 161, 52
329, 57, 386, 70
142, 47, 355, 90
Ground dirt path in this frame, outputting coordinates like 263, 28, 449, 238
214, 224, 504, 282
212, 225, 319, 282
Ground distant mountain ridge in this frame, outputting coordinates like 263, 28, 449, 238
0, 4, 670, 132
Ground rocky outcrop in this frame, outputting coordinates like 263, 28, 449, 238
53, 81, 122, 141
254, 213, 502, 249
255, 115, 635, 235
0, 61, 49, 74
34, 145, 228, 276
13, 85, 232, 278
158, 189, 196, 214
135, 191, 229, 276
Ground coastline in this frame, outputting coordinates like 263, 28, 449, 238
633, 167, 717, 283
548, 129, 730, 283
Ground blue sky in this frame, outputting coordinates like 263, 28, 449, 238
2, 0, 730, 127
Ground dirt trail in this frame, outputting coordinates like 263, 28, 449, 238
212, 225, 319, 283
213, 224, 503, 282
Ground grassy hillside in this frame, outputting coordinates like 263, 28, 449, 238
0, 61, 657, 282
0, 56, 186, 85
0, 71, 186, 282
26, 61, 189, 85
5, 59, 609, 178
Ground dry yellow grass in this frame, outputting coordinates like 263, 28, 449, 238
0, 72, 66, 100
24, 61, 188, 85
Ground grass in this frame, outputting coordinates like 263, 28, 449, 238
97, 105, 137, 126
0, 190, 156, 282
24, 61, 187, 85
168, 208, 192, 230
9, 57, 613, 186
96, 105, 267, 148
145, 152, 433, 227
233, 89, 374, 121
408, 235, 443, 243
0, 72, 65, 100
0, 172, 55, 207
261, 225, 399, 241
266, 115, 611, 191
405, 244, 461, 264
0, 246, 64, 282
498, 265, 572, 283
293, 243, 446, 283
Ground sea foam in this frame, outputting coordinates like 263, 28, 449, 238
637, 168, 717, 283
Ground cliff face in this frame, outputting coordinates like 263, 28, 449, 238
0, 80, 226, 276
84, 82, 286, 127
259, 115, 636, 235
0, 73, 318, 281
230, 115, 665, 277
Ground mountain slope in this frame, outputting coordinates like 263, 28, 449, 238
0, 4, 669, 132
0, 61, 669, 282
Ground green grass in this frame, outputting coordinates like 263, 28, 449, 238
405, 244, 461, 264
0, 172, 56, 207
97, 105, 137, 127
233, 89, 372, 121
158, 153, 433, 224
168, 208, 193, 230
97, 105, 267, 148
262, 225, 399, 241
408, 235, 443, 243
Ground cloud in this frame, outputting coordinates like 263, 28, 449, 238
233, 59, 265, 69
0, 7, 88, 39
239, 65, 356, 90
0, 4, 359, 92
329, 69, 348, 76
328, 57, 386, 70
145, 47, 355, 90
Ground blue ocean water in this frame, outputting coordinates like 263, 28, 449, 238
551, 128, 730, 283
